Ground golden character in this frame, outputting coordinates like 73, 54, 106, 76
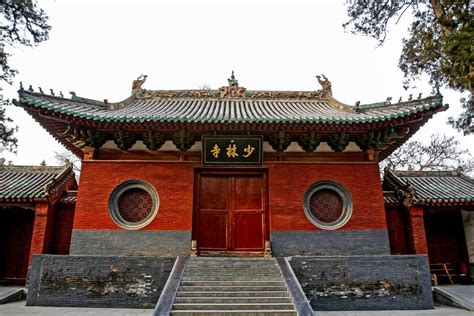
211, 144, 220, 158
243, 144, 255, 158
226, 142, 239, 158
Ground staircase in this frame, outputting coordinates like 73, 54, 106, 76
170, 257, 297, 315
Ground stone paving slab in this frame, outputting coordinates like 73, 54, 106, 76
0, 286, 25, 304
1, 301, 473, 316
434, 285, 474, 311
0, 301, 151, 315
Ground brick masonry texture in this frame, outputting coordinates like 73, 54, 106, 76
70, 230, 191, 256
74, 161, 196, 230
267, 162, 387, 231
288, 255, 433, 310
27, 254, 175, 308
75, 161, 385, 231
271, 230, 390, 256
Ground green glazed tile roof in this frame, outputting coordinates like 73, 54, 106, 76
16, 90, 443, 125
383, 169, 474, 206
0, 163, 74, 202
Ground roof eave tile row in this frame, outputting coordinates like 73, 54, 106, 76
14, 91, 444, 126
383, 169, 474, 208
0, 164, 75, 203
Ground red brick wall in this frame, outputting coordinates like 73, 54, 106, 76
268, 162, 387, 231
74, 161, 386, 232
74, 161, 196, 230
28, 202, 49, 265
406, 206, 429, 254
385, 208, 408, 254
52, 205, 75, 254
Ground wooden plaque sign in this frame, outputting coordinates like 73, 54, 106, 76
202, 136, 263, 165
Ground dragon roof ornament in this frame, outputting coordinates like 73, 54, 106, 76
133, 73, 333, 100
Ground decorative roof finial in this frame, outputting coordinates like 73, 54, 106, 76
132, 74, 148, 94
417, 93, 422, 100
408, 94, 413, 101
398, 96, 402, 103
40, 160, 46, 166
50, 89, 55, 96
20, 82, 24, 90
316, 74, 332, 97
38, 87, 44, 94
385, 97, 392, 105
354, 101, 361, 113
59, 91, 64, 98
70, 91, 76, 97
28, 85, 34, 92
228, 70, 239, 87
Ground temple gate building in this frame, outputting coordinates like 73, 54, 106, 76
12, 73, 448, 312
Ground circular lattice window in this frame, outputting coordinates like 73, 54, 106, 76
109, 180, 159, 229
303, 181, 352, 230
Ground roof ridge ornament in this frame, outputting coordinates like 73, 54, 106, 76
132, 74, 148, 94
316, 74, 332, 98
228, 70, 239, 87
219, 70, 246, 98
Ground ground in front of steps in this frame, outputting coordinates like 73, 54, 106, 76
0, 301, 472, 316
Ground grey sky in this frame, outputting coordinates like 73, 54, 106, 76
1, 0, 472, 166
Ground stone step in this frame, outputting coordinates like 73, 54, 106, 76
178, 285, 287, 292
185, 272, 280, 276
185, 266, 279, 271
187, 261, 278, 264
185, 266, 280, 271
176, 291, 290, 297
184, 270, 281, 276
172, 303, 295, 311
186, 260, 278, 264
174, 296, 293, 304
188, 258, 274, 261
180, 281, 285, 287
170, 310, 297, 316
182, 275, 282, 281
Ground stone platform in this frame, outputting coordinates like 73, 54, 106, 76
26, 254, 433, 311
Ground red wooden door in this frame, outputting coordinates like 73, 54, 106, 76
196, 172, 266, 253
0, 208, 34, 285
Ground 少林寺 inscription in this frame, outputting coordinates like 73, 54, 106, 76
203, 136, 263, 165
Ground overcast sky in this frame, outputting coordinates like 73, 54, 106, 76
1, 0, 472, 166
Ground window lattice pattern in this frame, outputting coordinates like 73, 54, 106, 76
117, 188, 153, 223
309, 189, 343, 223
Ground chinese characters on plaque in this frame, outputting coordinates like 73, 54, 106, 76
203, 136, 263, 165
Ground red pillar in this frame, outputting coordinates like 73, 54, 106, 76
28, 202, 49, 265
406, 206, 429, 254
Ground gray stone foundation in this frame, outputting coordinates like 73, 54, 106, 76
288, 255, 433, 310
26, 255, 175, 308
70, 230, 191, 256
271, 230, 391, 256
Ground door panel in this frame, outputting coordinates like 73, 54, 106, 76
200, 176, 228, 210
233, 175, 264, 250
195, 172, 266, 253
198, 211, 228, 250
234, 212, 264, 250
234, 176, 263, 210
198, 176, 229, 251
